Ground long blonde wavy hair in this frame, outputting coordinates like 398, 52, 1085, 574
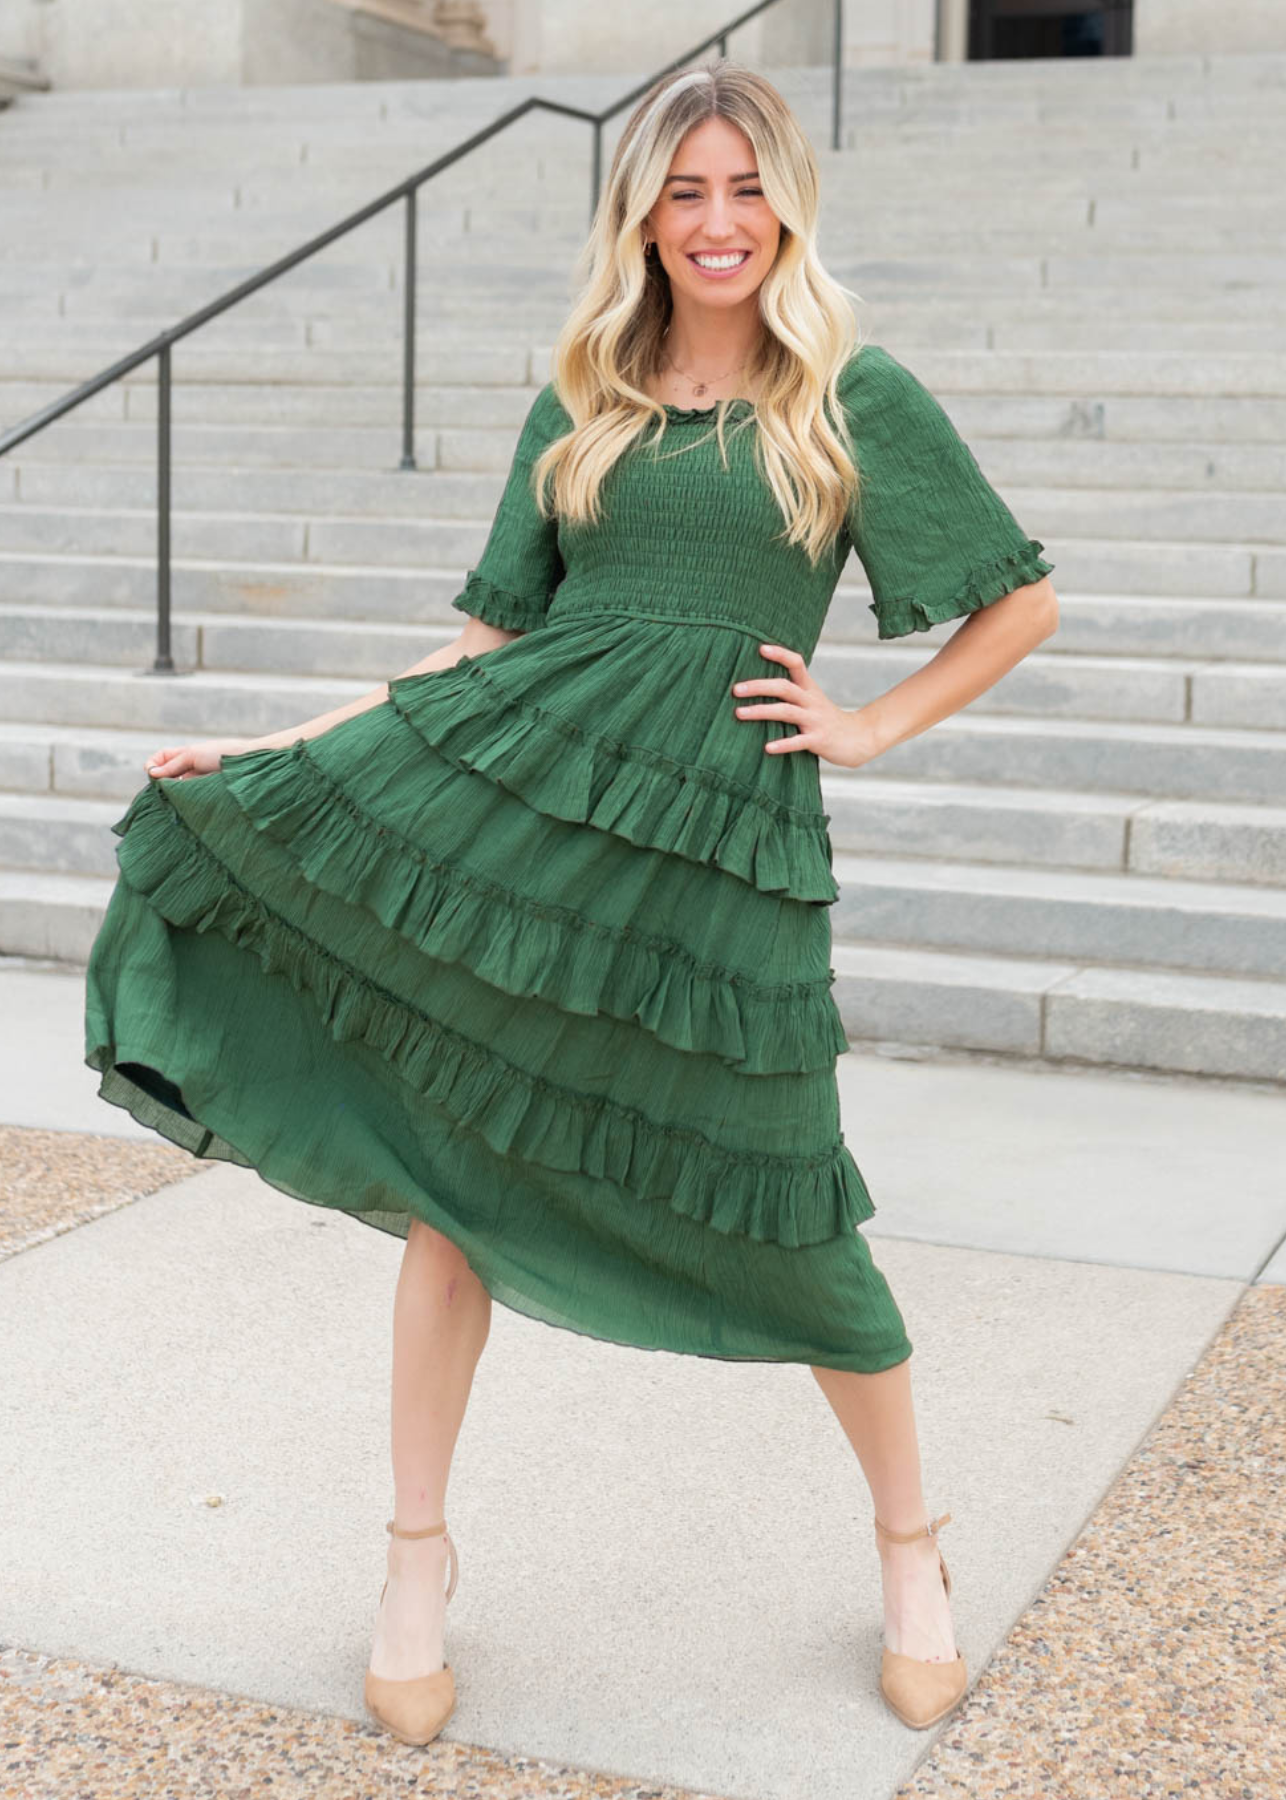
532, 57, 866, 569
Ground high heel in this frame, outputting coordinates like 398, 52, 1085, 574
364, 1518, 460, 1745
873, 1511, 968, 1730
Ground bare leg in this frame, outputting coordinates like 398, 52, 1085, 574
810, 1357, 958, 1662
368, 1218, 492, 1680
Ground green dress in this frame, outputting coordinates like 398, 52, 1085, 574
83, 344, 1053, 1374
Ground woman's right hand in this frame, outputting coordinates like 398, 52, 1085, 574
144, 737, 264, 781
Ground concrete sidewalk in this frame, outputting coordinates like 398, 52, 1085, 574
1, 954, 1283, 1800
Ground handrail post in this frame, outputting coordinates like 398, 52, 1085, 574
401, 188, 417, 470
831, 0, 844, 151
154, 343, 175, 674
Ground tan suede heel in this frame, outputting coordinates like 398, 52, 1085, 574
364, 1517, 460, 1746
873, 1511, 968, 1730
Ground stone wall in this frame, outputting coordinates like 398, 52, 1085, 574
502, 0, 938, 75
1134, 0, 1286, 53
0, 0, 499, 88
7, 0, 1286, 91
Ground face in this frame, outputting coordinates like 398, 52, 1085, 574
643, 115, 781, 306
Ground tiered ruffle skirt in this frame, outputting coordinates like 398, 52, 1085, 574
84, 610, 913, 1372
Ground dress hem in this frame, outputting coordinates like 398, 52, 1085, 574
83, 1049, 915, 1378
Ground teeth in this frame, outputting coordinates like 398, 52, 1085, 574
693, 251, 748, 270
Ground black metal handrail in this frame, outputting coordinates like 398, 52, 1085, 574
0, 0, 846, 674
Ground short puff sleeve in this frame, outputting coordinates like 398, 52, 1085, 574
839, 345, 1054, 640
451, 381, 567, 633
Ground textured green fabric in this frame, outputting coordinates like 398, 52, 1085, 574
84, 342, 1052, 1374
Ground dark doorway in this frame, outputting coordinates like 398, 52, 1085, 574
969, 0, 1134, 59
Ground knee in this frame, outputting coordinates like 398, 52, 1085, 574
406, 1214, 473, 1278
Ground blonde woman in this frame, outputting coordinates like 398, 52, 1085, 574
85, 59, 1057, 1740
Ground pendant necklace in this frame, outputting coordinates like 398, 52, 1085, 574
661, 352, 748, 400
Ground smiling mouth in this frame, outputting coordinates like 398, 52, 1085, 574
687, 250, 751, 270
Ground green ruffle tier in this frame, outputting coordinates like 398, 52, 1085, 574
389, 634, 840, 904
102, 771, 875, 1249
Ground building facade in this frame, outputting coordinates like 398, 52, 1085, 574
4, 0, 1285, 91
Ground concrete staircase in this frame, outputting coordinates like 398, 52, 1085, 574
2, 52, 1285, 1083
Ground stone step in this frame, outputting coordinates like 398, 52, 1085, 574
1, 857, 1279, 1083
4, 111, 1280, 160
7, 427, 1285, 509
18, 313, 1286, 370
8, 125, 1280, 169
10, 170, 1235, 212
0, 720, 178, 801
4, 588, 1286, 670
868, 710, 1286, 805
13, 209, 1286, 264
10, 382, 1286, 458
1, 421, 453, 470
1, 526, 1275, 608
829, 941, 1286, 1084
2, 344, 533, 388
0, 461, 506, 517
1020, 488, 1286, 544
19, 283, 1286, 330
829, 851, 1286, 980
0, 325, 1282, 419
0, 792, 123, 878
6, 601, 1284, 724
13, 287, 1286, 345
15, 144, 1273, 208
820, 777, 1286, 887
11, 388, 1286, 456
13, 55, 1279, 112
193, 217, 1286, 258
15, 107, 1286, 165
936, 439, 1286, 492
12, 168, 1282, 228
7, 250, 1286, 312
6, 167, 1280, 217
2, 662, 1285, 803
1, 477, 1281, 553
817, 641, 1286, 730
7, 436, 1286, 510
0, 869, 115, 964
28, 333, 1286, 400
7, 772, 1286, 892
0, 657, 372, 744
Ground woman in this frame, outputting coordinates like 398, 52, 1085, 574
84, 60, 1057, 1741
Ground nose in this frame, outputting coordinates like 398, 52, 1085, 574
702, 194, 737, 239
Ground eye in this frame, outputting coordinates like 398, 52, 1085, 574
669, 187, 764, 201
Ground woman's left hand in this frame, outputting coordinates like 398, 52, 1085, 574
731, 644, 878, 770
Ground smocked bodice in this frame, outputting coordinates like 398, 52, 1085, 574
546, 401, 849, 662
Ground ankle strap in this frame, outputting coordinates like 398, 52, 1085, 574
387, 1518, 446, 1539
873, 1510, 951, 1544
387, 1516, 459, 1602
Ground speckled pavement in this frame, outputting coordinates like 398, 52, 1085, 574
2, 960, 1284, 1800
1, 1128, 1281, 1799
4, 1287, 1281, 1800
0, 1125, 211, 1261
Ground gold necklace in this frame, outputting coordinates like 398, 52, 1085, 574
661, 353, 749, 400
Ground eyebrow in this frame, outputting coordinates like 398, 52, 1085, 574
664, 171, 760, 183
